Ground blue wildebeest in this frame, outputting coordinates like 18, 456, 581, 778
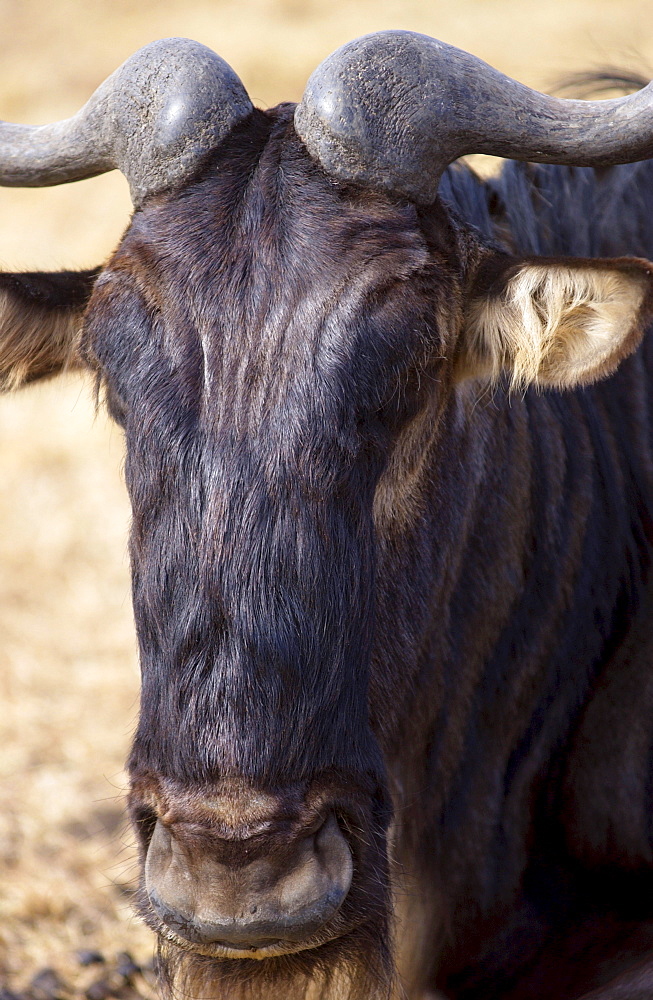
3, 30, 653, 1000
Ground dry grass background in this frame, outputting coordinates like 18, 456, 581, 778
1, 0, 653, 994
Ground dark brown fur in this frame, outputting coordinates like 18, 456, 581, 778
5, 105, 653, 999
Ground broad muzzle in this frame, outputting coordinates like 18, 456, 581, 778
144, 810, 353, 954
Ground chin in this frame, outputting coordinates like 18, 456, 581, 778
154, 918, 394, 1000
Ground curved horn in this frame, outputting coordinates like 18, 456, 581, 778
0, 38, 253, 206
294, 30, 653, 203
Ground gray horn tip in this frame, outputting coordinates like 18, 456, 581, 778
296, 29, 653, 202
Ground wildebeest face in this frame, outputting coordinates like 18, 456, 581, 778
81, 106, 453, 995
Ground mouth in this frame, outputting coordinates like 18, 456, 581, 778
134, 878, 353, 963
153, 921, 338, 961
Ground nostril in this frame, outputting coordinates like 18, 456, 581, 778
144, 811, 353, 949
315, 812, 354, 890
131, 803, 158, 851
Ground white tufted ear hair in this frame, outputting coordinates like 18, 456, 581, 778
456, 254, 653, 390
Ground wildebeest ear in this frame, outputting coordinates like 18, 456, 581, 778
456, 255, 653, 389
0, 268, 99, 390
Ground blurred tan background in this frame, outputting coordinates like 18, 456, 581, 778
1, 0, 653, 993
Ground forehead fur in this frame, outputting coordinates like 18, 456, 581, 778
89, 107, 440, 436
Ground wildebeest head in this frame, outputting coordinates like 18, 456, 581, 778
2, 31, 653, 1000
